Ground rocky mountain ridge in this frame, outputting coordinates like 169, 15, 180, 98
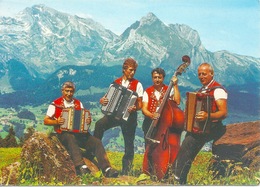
0, 4, 259, 125
0, 5, 259, 91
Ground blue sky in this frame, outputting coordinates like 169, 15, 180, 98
0, 0, 259, 58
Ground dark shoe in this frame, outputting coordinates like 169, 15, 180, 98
121, 169, 130, 176
76, 165, 91, 176
103, 167, 119, 178
167, 174, 181, 184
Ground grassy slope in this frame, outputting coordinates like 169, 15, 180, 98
0, 148, 21, 169
0, 148, 259, 185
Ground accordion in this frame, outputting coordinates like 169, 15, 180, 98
184, 92, 214, 134
101, 82, 138, 121
60, 108, 91, 133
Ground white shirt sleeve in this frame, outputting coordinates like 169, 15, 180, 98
136, 82, 144, 97
80, 102, 84, 109
143, 91, 148, 103
46, 104, 55, 118
214, 88, 228, 100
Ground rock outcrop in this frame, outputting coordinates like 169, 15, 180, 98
1, 132, 104, 185
20, 132, 77, 184
210, 121, 260, 176
1, 162, 20, 185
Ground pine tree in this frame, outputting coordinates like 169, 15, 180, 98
0, 135, 3, 147
24, 126, 35, 141
3, 126, 18, 147
19, 126, 36, 146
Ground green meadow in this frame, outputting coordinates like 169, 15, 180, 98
1, 148, 259, 185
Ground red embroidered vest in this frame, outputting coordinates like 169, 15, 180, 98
198, 80, 226, 113
53, 97, 81, 133
114, 77, 139, 92
145, 85, 168, 113
191, 80, 226, 133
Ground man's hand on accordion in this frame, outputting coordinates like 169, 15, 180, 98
86, 116, 92, 125
100, 96, 109, 106
195, 111, 207, 121
128, 105, 137, 113
57, 117, 65, 125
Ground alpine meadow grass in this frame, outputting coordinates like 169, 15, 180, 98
0, 147, 259, 185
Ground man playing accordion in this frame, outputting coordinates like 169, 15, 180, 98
94, 58, 144, 175
171, 63, 228, 184
44, 81, 119, 178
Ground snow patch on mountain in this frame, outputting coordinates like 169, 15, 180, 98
0, 4, 259, 88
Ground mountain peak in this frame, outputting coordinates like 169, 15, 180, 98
145, 12, 158, 19
27, 4, 59, 14
0, 5, 259, 89
140, 12, 160, 25
18, 4, 70, 22
31, 4, 48, 11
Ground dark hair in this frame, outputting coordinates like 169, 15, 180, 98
151, 67, 165, 78
123, 58, 138, 70
61, 81, 75, 90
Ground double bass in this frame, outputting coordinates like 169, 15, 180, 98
142, 55, 190, 180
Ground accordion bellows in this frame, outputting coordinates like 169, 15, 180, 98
184, 92, 213, 134
60, 108, 91, 133
101, 82, 138, 121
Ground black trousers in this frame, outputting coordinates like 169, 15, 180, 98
94, 112, 138, 174
56, 132, 111, 171
171, 124, 226, 184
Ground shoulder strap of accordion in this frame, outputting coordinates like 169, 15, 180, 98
73, 98, 82, 110
114, 77, 122, 85
112, 80, 117, 85
198, 86, 225, 93
52, 97, 65, 109
51, 103, 65, 109
52, 97, 82, 110
205, 86, 224, 92
113, 78, 139, 92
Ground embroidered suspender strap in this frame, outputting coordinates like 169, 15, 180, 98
114, 77, 139, 92
51, 103, 64, 109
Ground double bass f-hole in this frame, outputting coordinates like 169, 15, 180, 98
161, 129, 169, 150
